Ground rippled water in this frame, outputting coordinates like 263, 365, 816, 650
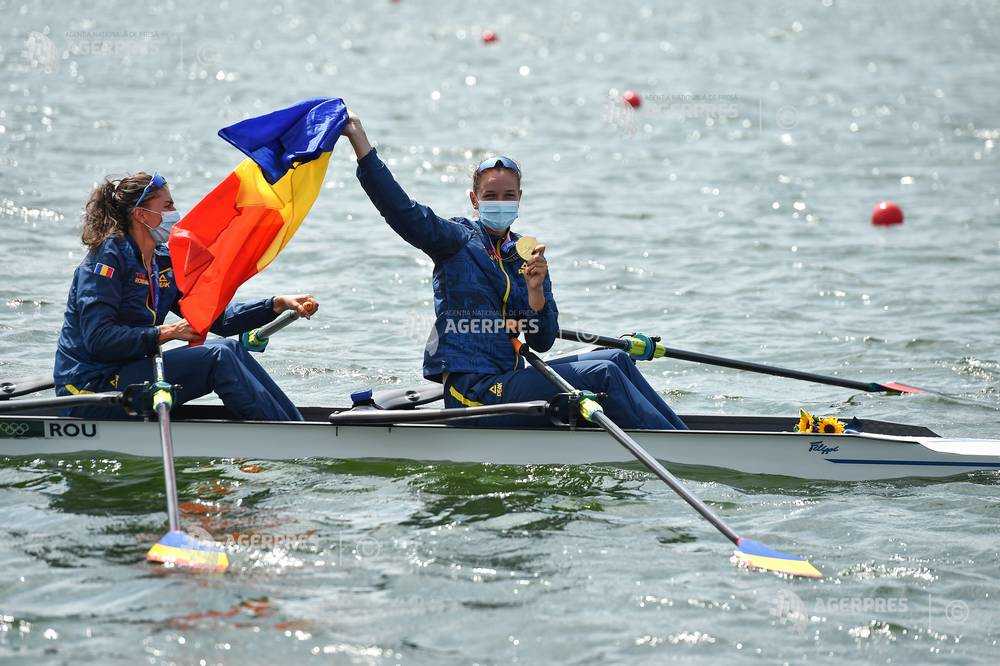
2, 0, 1000, 662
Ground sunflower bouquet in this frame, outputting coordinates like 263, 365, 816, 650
795, 409, 845, 435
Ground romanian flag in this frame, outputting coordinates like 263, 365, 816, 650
168, 97, 347, 334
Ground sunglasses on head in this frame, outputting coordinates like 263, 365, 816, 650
132, 171, 167, 210
475, 156, 521, 178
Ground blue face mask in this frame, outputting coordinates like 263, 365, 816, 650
478, 200, 518, 232
138, 208, 181, 244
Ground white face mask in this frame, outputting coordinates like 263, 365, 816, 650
136, 208, 181, 244
478, 200, 518, 231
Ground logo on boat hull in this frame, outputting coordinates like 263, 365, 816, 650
808, 441, 839, 455
0, 421, 44, 438
0, 421, 98, 439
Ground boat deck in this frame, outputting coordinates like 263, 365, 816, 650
159, 405, 938, 438
1, 376, 942, 438
1, 398, 941, 438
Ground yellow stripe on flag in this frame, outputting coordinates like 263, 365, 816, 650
230, 153, 332, 273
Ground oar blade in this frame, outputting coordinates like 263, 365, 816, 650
882, 381, 999, 409
147, 530, 229, 572
880, 381, 925, 395
732, 537, 822, 579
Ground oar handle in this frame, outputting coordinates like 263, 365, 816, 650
255, 309, 301, 339
242, 307, 313, 353
557, 328, 885, 393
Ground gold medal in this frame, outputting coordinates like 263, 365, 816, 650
515, 236, 539, 261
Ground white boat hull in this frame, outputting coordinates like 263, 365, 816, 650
3, 414, 1000, 481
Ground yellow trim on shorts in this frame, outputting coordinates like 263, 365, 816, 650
448, 385, 483, 407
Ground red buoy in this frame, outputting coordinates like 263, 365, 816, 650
482, 30, 498, 44
871, 201, 904, 226
623, 90, 642, 108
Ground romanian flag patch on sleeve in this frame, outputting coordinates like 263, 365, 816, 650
94, 263, 115, 278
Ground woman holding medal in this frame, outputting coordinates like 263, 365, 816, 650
344, 110, 686, 429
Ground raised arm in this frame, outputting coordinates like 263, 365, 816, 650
344, 110, 468, 261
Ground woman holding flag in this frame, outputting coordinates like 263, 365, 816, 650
54, 171, 317, 421
343, 110, 687, 430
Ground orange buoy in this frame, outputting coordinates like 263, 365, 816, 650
623, 90, 642, 108
871, 201, 904, 226
482, 30, 498, 44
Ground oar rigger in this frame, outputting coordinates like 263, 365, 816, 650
545, 390, 608, 429
0, 381, 159, 416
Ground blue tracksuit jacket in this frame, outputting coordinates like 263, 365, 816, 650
54, 234, 278, 393
357, 148, 559, 382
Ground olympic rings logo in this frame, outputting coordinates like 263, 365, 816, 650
0, 422, 32, 437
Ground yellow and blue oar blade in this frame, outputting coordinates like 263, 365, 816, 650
147, 530, 229, 573
733, 537, 822, 579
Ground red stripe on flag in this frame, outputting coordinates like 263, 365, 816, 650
169, 172, 285, 334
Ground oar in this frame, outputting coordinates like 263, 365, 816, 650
145, 347, 229, 572
0, 391, 124, 413
241, 303, 316, 352
515, 339, 822, 579
558, 328, 982, 402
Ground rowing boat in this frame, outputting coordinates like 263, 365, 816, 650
3, 330, 994, 579
3, 398, 998, 481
